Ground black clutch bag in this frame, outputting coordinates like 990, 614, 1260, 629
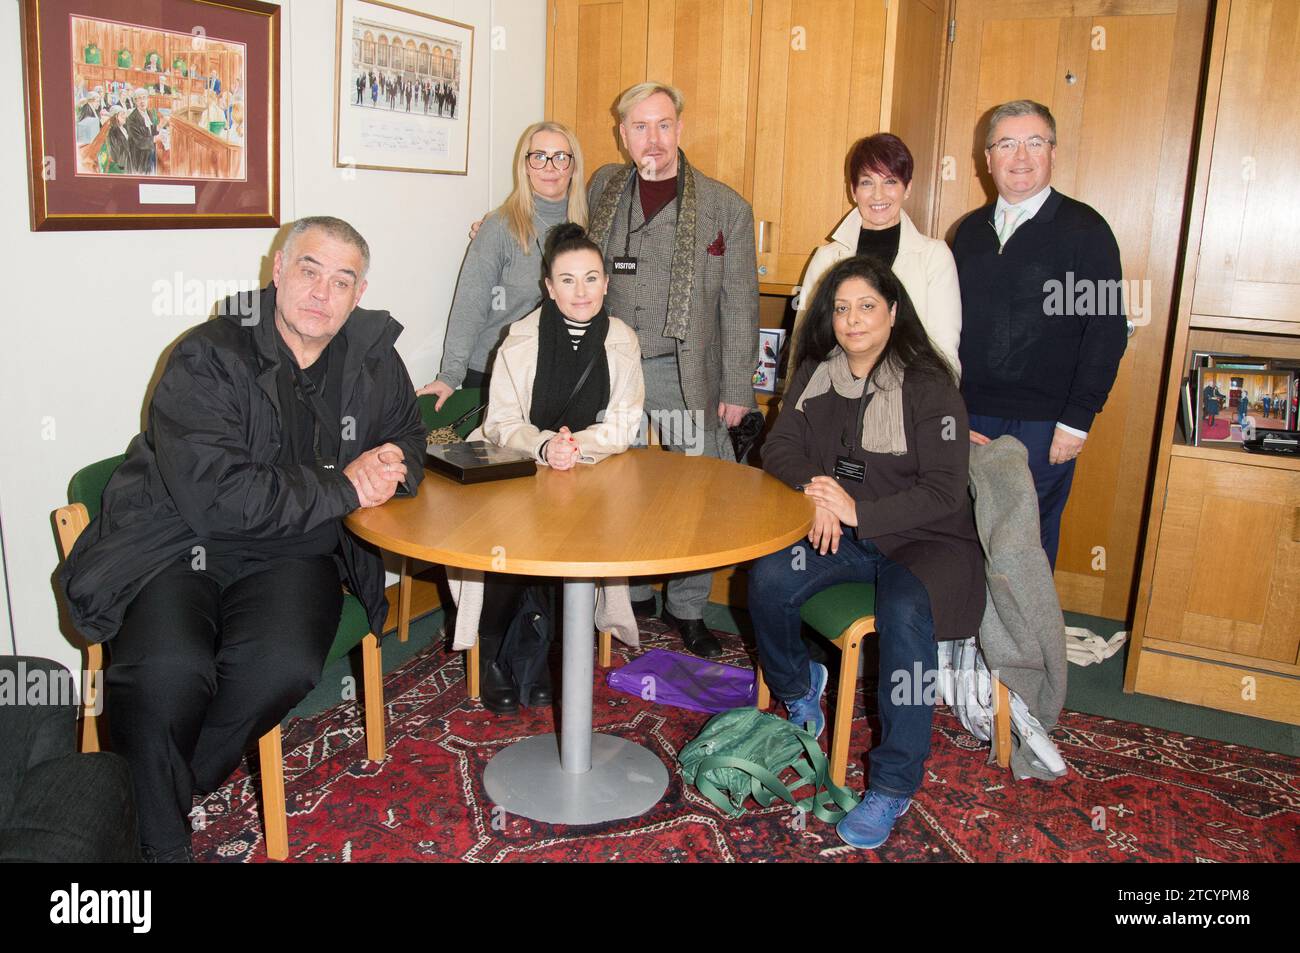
426, 440, 538, 484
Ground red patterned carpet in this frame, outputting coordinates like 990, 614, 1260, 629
191, 622, 1300, 863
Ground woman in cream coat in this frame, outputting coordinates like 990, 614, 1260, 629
793, 133, 962, 378
449, 224, 643, 714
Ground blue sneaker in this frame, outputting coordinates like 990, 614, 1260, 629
785, 661, 828, 739
836, 790, 912, 849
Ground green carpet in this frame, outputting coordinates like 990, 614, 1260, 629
288, 603, 1298, 758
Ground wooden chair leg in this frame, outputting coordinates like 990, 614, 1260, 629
993, 676, 1012, 769
362, 633, 385, 762
756, 664, 770, 710
258, 725, 288, 862
466, 641, 480, 698
829, 631, 863, 788
597, 630, 612, 668
81, 643, 103, 754
397, 557, 412, 643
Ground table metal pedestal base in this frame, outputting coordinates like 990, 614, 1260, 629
481, 578, 668, 824
483, 732, 668, 824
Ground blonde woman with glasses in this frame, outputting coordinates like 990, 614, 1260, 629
417, 121, 588, 409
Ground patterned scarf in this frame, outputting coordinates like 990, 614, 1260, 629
794, 348, 908, 455
587, 148, 698, 342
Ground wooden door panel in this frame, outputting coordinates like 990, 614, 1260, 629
644, 0, 757, 194
1056, 13, 1177, 614
887, 0, 949, 233
1147, 457, 1300, 663
549, 0, 649, 175
753, 0, 887, 287
940, 15, 1061, 236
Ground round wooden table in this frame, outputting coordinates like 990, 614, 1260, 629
346, 448, 813, 824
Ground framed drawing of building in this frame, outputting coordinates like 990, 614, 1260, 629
333, 0, 473, 175
21, 0, 280, 230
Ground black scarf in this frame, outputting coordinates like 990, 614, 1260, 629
530, 298, 611, 433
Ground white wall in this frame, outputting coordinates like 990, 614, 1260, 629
0, 0, 545, 672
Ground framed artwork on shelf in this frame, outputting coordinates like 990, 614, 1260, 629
753, 328, 785, 393
333, 0, 473, 175
21, 0, 280, 231
1194, 366, 1295, 446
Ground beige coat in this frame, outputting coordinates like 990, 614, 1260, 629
793, 208, 962, 377
449, 306, 644, 651
475, 308, 645, 464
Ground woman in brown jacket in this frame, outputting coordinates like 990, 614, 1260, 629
753, 255, 984, 850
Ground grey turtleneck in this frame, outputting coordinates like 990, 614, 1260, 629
436, 194, 570, 388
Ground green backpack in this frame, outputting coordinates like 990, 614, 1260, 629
680, 708, 860, 823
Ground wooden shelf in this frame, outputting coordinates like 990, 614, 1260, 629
1190, 314, 1300, 336
1170, 441, 1300, 471
1143, 637, 1300, 677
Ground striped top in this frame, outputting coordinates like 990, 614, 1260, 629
562, 316, 589, 351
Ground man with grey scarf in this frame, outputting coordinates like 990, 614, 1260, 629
585, 82, 760, 658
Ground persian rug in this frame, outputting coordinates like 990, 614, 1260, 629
191, 621, 1300, 863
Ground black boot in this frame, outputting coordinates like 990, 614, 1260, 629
527, 658, 553, 707
481, 659, 520, 714
479, 629, 519, 714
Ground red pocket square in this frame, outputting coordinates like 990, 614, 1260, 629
707, 231, 726, 256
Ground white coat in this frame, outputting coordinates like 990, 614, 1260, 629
793, 208, 962, 377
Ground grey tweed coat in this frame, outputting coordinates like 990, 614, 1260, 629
587, 158, 760, 428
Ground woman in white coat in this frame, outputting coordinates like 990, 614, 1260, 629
792, 133, 962, 378
451, 224, 643, 714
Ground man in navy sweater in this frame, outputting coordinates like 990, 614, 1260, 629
953, 100, 1127, 569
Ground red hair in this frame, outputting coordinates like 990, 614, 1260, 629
845, 134, 914, 193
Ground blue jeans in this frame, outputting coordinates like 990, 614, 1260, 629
968, 414, 1075, 570
749, 536, 937, 798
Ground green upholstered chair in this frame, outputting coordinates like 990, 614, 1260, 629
403, 387, 486, 686
394, 389, 484, 646
54, 454, 385, 862
417, 387, 484, 434
755, 582, 1012, 786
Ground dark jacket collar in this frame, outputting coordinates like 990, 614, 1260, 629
220, 284, 405, 413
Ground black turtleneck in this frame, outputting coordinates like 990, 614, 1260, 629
856, 221, 901, 265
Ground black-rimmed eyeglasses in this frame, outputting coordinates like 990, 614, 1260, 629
527, 151, 573, 170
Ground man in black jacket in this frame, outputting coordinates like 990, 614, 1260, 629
953, 100, 1126, 569
60, 217, 427, 861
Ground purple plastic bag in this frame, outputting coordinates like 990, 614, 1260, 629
606, 648, 758, 714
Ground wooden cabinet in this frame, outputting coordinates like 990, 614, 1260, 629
546, 0, 649, 176
545, 0, 945, 291
750, 0, 888, 288
645, 0, 759, 194
1127, 0, 1300, 726
546, 0, 758, 189
1191, 0, 1300, 327
1145, 455, 1300, 665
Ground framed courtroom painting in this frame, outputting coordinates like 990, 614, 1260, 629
333, 0, 473, 175
21, 0, 280, 230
